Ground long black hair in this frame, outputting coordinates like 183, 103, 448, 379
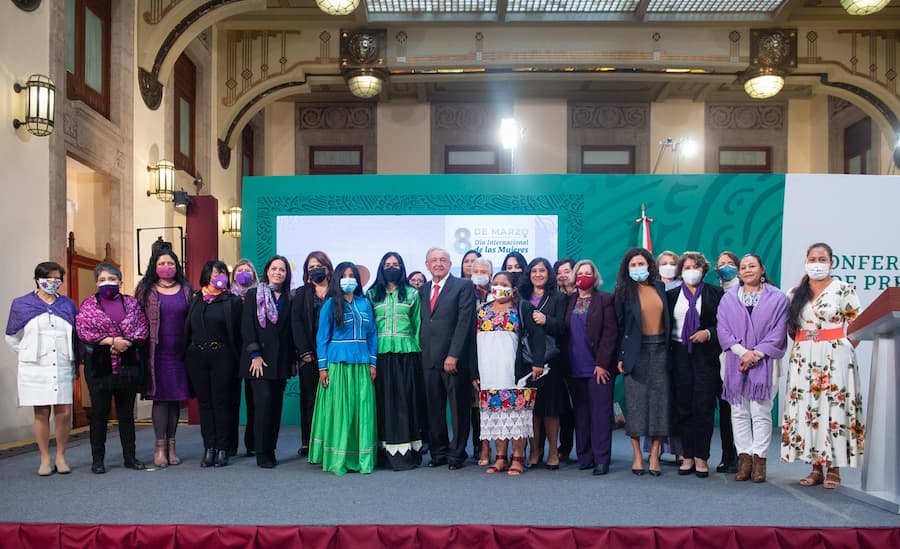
614, 247, 659, 302
460, 249, 482, 279
788, 242, 833, 337
518, 257, 558, 301
328, 261, 363, 326
502, 252, 527, 272
136, 242, 187, 307
370, 251, 410, 303
262, 254, 292, 292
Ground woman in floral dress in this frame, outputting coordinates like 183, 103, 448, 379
782, 242, 863, 489
471, 271, 545, 476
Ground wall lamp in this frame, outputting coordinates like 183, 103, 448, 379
12, 74, 55, 137
222, 206, 242, 238
341, 29, 388, 99
742, 29, 797, 100
316, 0, 360, 16
147, 159, 176, 202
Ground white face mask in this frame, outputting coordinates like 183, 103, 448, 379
471, 273, 490, 288
805, 262, 830, 281
659, 264, 677, 279
681, 269, 703, 286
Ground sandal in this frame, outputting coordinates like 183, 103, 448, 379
824, 468, 841, 489
486, 455, 508, 474
478, 443, 492, 467
508, 456, 526, 476
799, 465, 825, 486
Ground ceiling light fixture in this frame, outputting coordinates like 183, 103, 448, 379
315, 0, 360, 16
840, 0, 891, 16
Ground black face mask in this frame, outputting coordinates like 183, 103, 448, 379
309, 267, 327, 283
383, 267, 403, 283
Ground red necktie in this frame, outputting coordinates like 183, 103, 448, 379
430, 284, 440, 311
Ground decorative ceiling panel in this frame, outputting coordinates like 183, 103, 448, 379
366, 0, 496, 12
646, 0, 787, 12
506, 0, 640, 12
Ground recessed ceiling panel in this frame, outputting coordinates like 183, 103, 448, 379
366, 0, 496, 12
646, 0, 786, 12
506, 0, 640, 12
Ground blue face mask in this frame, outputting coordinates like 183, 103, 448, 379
629, 267, 650, 282
716, 265, 738, 282
340, 277, 358, 294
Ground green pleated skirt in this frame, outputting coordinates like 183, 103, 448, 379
308, 363, 377, 475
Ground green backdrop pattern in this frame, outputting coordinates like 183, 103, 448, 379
242, 173, 785, 426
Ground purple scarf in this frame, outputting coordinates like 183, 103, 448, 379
680, 282, 704, 352
6, 291, 77, 335
256, 284, 281, 327
717, 284, 789, 404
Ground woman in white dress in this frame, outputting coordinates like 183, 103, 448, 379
471, 271, 545, 476
5, 262, 78, 476
782, 242, 863, 489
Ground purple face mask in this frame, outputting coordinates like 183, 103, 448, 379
98, 282, 120, 300
156, 264, 177, 279
211, 274, 228, 290
235, 271, 253, 286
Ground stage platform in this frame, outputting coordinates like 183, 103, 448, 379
0, 425, 897, 548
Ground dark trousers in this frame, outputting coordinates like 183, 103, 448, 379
569, 376, 614, 466
249, 378, 286, 458
423, 367, 470, 465
87, 383, 137, 462
243, 379, 255, 452
558, 378, 575, 456
718, 393, 737, 463
298, 361, 319, 448
672, 343, 718, 461
186, 346, 236, 451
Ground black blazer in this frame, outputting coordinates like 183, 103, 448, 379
240, 287, 294, 380
530, 290, 569, 370
666, 283, 723, 361
565, 290, 618, 373
419, 274, 475, 370
291, 284, 321, 361
615, 280, 671, 375
183, 291, 243, 360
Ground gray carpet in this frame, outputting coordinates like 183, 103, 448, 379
1, 425, 898, 527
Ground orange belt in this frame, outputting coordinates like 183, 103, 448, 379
795, 327, 845, 342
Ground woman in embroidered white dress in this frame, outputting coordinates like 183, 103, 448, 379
471, 271, 545, 476
781, 242, 863, 490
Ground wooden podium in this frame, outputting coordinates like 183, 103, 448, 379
845, 287, 900, 514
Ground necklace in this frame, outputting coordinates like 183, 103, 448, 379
157, 280, 177, 289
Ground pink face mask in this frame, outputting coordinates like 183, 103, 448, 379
156, 265, 177, 279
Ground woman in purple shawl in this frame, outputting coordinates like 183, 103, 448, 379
716, 254, 788, 483
5, 261, 78, 476
76, 263, 149, 474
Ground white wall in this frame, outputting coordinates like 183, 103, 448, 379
0, 3, 53, 442
377, 100, 430, 174
650, 99, 706, 174
514, 99, 567, 174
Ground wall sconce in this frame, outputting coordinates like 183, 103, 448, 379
341, 29, 388, 99
742, 29, 797, 100
222, 206, 242, 238
840, 0, 890, 15
12, 74, 55, 137
316, 0, 360, 16
147, 159, 175, 202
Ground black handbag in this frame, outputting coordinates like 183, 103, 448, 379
519, 301, 560, 366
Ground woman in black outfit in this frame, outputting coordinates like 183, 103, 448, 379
241, 255, 295, 468
519, 257, 569, 469
185, 261, 242, 468
666, 251, 723, 478
291, 250, 333, 457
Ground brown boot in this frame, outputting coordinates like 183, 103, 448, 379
751, 455, 767, 483
153, 440, 168, 468
166, 438, 182, 466
735, 453, 752, 481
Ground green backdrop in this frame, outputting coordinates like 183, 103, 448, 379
242, 173, 785, 426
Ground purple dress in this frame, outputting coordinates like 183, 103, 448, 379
149, 292, 190, 400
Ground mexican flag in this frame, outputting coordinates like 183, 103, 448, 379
636, 204, 653, 253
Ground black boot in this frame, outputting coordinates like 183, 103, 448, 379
123, 456, 146, 470
201, 448, 216, 468
214, 450, 229, 467
91, 456, 106, 474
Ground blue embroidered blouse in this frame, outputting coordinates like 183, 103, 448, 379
316, 295, 378, 369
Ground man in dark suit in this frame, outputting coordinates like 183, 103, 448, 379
419, 247, 475, 469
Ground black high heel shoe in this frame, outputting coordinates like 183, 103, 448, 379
632, 468, 646, 476
201, 448, 215, 468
